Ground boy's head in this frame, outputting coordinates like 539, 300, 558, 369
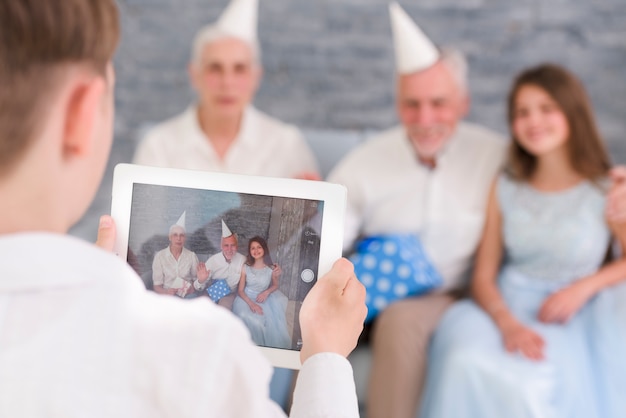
0, 0, 120, 231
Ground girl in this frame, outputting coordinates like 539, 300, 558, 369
232, 236, 291, 349
420, 64, 626, 418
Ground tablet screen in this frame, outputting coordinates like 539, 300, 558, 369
111, 164, 345, 369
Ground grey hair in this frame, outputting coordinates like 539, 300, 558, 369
221, 233, 239, 246
169, 224, 186, 235
439, 46, 469, 95
190, 24, 260, 67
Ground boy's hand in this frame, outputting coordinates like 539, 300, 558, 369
95, 215, 116, 252
299, 258, 367, 363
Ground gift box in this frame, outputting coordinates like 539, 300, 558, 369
350, 234, 442, 323
206, 279, 231, 303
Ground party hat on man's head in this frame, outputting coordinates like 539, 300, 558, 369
215, 0, 258, 44
175, 211, 186, 230
389, 2, 439, 74
221, 219, 233, 238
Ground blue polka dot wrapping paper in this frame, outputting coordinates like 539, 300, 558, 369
206, 279, 231, 302
350, 234, 443, 323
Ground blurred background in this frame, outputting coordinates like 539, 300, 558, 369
70, 0, 626, 241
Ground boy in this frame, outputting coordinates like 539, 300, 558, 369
0, 1, 366, 416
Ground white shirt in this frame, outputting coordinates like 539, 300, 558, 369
197, 251, 247, 292
0, 233, 359, 418
152, 246, 199, 288
327, 122, 507, 290
133, 105, 319, 179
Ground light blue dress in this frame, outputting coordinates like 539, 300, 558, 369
233, 265, 291, 349
420, 174, 626, 418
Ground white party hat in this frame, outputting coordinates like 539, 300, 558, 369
215, 0, 258, 44
175, 211, 186, 229
221, 219, 233, 238
169, 211, 186, 235
389, 2, 439, 74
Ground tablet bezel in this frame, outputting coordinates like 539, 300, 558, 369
110, 163, 346, 369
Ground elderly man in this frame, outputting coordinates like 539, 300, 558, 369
329, 2, 626, 417
152, 211, 199, 297
133, 0, 319, 180
194, 220, 248, 310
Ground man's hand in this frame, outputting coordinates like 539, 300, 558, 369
299, 258, 367, 363
606, 166, 626, 223
197, 263, 209, 282
271, 263, 282, 280
95, 215, 116, 251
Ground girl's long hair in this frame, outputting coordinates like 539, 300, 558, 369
246, 236, 273, 267
506, 64, 611, 181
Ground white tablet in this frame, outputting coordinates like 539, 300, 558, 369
111, 163, 346, 369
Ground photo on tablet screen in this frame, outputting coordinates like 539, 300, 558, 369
126, 182, 323, 352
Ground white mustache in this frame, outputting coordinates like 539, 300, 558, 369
408, 125, 449, 138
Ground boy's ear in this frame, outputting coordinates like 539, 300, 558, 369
62, 75, 106, 158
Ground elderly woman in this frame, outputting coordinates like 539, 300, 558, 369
152, 211, 199, 297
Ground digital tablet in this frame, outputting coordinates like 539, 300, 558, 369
110, 163, 346, 369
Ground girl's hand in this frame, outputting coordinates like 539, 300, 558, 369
499, 317, 545, 361
256, 290, 269, 303
538, 281, 594, 324
249, 302, 263, 315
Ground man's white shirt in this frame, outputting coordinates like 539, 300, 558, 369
196, 251, 247, 292
327, 121, 507, 290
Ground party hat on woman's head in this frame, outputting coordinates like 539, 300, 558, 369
216, 0, 258, 44
221, 219, 233, 238
389, 1, 439, 74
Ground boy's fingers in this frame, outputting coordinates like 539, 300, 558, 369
95, 215, 116, 252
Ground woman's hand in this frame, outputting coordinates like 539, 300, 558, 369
181, 283, 195, 297
538, 281, 594, 324
498, 316, 545, 361
256, 290, 270, 303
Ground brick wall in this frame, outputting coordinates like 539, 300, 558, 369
70, 0, 626, 241
114, 0, 626, 158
